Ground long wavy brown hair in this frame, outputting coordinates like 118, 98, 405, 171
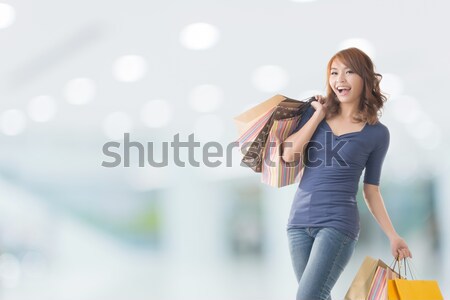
325, 47, 387, 125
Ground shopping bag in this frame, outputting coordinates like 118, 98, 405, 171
260, 115, 304, 187
387, 279, 443, 300
238, 106, 281, 173
380, 268, 400, 300
367, 264, 401, 300
367, 266, 387, 300
233, 94, 286, 136
237, 96, 314, 173
236, 107, 275, 152
344, 256, 391, 300
387, 258, 444, 300
234, 94, 287, 173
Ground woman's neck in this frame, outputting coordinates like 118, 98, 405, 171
338, 102, 359, 119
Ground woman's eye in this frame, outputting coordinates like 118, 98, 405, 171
346, 70, 353, 74
331, 72, 337, 75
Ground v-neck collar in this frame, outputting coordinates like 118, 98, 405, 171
324, 119, 367, 138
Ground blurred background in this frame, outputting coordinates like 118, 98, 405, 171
1, 0, 449, 299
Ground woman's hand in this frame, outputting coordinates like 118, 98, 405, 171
311, 95, 328, 120
390, 235, 412, 259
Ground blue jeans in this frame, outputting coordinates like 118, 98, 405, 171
287, 227, 357, 300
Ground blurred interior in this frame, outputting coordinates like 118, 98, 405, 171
1, 0, 449, 299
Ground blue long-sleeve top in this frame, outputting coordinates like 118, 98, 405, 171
287, 106, 390, 240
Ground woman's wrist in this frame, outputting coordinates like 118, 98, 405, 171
388, 232, 400, 242
312, 109, 326, 121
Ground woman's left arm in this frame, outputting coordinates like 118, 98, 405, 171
363, 183, 412, 259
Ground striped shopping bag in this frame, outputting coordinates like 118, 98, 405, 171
261, 115, 304, 187
236, 107, 276, 172
367, 266, 387, 300
236, 96, 314, 173
234, 94, 286, 136
345, 256, 398, 300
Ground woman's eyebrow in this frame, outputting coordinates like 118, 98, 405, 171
330, 67, 351, 70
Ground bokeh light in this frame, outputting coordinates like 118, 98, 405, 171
27, 95, 57, 122
338, 38, 376, 58
112, 55, 147, 82
0, 109, 26, 136
0, 3, 15, 29
380, 73, 404, 99
252, 65, 289, 93
179, 22, 220, 50
64, 78, 96, 105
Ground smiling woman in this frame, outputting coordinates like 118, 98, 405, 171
330, 62, 362, 99
325, 47, 387, 126
281, 47, 412, 300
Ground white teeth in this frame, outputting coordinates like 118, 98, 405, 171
337, 87, 350, 91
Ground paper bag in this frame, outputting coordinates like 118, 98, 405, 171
367, 266, 387, 300
344, 256, 390, 300
233, 94, 286, 136
241, 98, 312, 173
388, 279, 444, 300
261, 115, 304, 187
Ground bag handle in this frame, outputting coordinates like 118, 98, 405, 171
391, 256, 418, 280
405, 257, 418, 280
390, 257, 405, 278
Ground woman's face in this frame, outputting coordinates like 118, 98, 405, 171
328, 58, 364, 104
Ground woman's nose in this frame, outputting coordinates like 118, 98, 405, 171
336, 74, 346, 83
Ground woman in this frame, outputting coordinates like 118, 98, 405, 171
281, 47, 412, 300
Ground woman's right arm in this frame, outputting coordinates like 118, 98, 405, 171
281, 100, 326, 163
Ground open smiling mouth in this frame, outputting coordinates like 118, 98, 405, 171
337, 87, 351, 95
